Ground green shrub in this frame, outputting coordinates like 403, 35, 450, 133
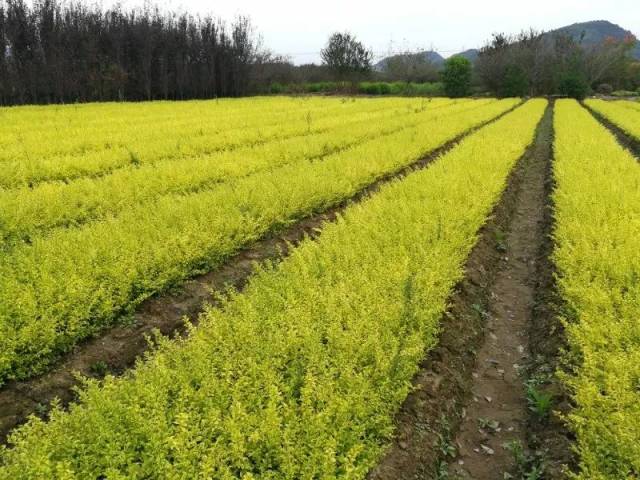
356, 81, 443, 96
610, 90, 638, 97
413, 82, 445, 96
271, 81, 444, 97
442, 56, 472, 97
305, 82, 337, 93
388, 82, 405, 95
358, 82, 381, 95
559, 72, 589, 100
596, 83, 613, 95
269, 82, 285, 94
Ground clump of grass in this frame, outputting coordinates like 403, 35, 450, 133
89, 360, 109, 377
494, 228, 507, 252
525, 381, 553, 419
128, 149, 141, 166
503, 440, 546, 480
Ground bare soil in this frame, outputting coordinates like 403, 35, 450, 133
446, 102, 552, 479
525, 102, 576, 479
0, 102, 522, 443
370, 102, 572, 480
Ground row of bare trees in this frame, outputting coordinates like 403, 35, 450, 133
0, 0, 258, 105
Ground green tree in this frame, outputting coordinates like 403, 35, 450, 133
559, 70, 590, 99
502, 64, 529, 97
559, 54, 590, 99
320, 32, 372, 79
442, 56, 472, 97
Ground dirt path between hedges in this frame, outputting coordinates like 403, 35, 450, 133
0, 102, 523, 444
370, 101, 572, 480
446, 101, 553, 479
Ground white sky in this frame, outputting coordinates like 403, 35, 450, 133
117, 0, 640, 64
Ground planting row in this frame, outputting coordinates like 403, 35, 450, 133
553, 100, 640, 478
0, 99, 547, 479
584, 99, 640, 143
0, 96, 368, 159
0, 99, 519, 384
0, 97, 442, 188
0, 99, 498, 247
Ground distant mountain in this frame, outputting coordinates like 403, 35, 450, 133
551, 20, 640, 59
455, 49, 479, 63
374, 50, 444, 71
423, 51, 445, 64
374, 20, 639, 72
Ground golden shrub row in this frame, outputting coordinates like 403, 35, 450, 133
553, 99, 640, 478
585, 98, 640, 142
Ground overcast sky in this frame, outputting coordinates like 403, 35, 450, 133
117, 0, 640, 64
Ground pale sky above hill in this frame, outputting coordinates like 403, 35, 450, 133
116, 0, 640, 64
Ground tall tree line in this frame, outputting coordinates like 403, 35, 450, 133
0, 0, 258, 105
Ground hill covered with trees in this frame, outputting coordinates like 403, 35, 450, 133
555, 20, 640, 59
371, 20, 639, 98
375, 20, 639, 72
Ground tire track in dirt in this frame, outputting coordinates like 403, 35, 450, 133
0, 101, 523, 444
369, 101, 556, 480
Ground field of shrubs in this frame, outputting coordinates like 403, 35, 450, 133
0, 96, 638, 479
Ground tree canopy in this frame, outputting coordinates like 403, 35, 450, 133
442, 56, 472, 97
321, 32, 373, 79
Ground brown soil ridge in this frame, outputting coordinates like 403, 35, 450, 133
581, 101, 640, 159
369, 101, 558, 480
0, 101, 523, 444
